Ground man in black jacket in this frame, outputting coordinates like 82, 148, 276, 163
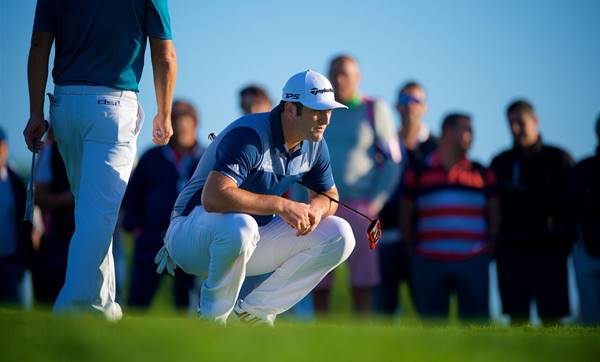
491, 100, 575, 324
572, 115, 600, 325
0, 127, 33, 306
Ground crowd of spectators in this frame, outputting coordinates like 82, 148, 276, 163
1, 54, 599, 326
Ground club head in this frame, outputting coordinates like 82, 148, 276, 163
367, 219, 382, 250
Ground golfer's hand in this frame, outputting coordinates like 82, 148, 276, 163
23, 116, 48, 152
152, 114, 173, 145
278, 199, 312, 236
297, 206, 322, 236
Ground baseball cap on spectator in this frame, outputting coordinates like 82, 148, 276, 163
281, 70, 348, 111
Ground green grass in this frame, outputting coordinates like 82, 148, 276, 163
2, 233, 599, 362
2, 309, 599, 362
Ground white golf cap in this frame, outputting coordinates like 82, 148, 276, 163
281, 69, 348, 110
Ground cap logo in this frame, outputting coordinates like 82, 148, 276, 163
284, 93, 300, 100
310, 87, 334, 95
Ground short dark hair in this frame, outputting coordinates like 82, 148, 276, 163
399, 80, 422, 94
279, 101, 303, 116
328, 54, 358, 77
442, 113, 471, 135
240, 85, 270, 102
172, 100, 198, 123
329, 54, 356, 68
596, 113, 600, 136
507, 99, 535, 116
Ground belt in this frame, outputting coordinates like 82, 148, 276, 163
54, 85, 138, 100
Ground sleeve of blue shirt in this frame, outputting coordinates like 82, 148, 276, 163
301, 140, 335, 193
213, 127, 262, 186
146, 0, 173, 39
33, 0, 56, 33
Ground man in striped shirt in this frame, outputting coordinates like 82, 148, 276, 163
400, 113, 499, 320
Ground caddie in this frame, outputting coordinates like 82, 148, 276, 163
156, 70, 356, 325
24, 0, 177, 320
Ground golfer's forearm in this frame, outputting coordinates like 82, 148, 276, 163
27, 32, 53, 119
202, 185, 285, 216
150, 39, 177, 117
309, 189, 338, 218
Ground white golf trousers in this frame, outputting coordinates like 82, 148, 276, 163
50, 85, 143, 320
164, 206, 356, 324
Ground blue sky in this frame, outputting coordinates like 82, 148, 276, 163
1, 0, 599, 172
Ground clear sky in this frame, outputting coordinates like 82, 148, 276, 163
1, 0, 599, 173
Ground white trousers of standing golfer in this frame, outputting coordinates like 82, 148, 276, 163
50, 85, 143, 320
165, 206, 356, 324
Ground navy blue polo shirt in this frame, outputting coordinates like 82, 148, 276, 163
33, 0, 172, 92
173, 104, 335, 226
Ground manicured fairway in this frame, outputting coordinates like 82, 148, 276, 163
1, 308, 599, 362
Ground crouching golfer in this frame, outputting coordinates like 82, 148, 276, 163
156, 70, 356, 325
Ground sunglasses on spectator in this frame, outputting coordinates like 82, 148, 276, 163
398, 93, 424, 105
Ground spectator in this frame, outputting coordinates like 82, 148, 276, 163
240, 85, 272, 114
123, 100, 203, 311
0, 127, 33, 307
377, 81, 438, 317
313, 55, 401, 315
396, 82, 438, 155
491, 99, 575, 325
400, 114, 498, 320
572, 115, 600, 325
32, 128, 74, 305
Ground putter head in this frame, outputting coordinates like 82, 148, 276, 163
367, 219, 382, 250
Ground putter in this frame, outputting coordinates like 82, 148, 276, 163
296, 180, 382, 250
23, 151, 36, 222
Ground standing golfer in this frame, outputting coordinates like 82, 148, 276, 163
157, 70, 356, 325
24, 0, 177, 320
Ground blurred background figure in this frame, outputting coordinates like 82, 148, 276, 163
396, 82, 438, 154
313, 55, 401, 316
122, 100, 204, 311
32, 127, 73, 305
400, 114, 498, 321
572, 115, 600, 325
376, 81, 437, 317
240, 85, 272, 114
491, 100, 575, 325
0, 126, 33, 307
